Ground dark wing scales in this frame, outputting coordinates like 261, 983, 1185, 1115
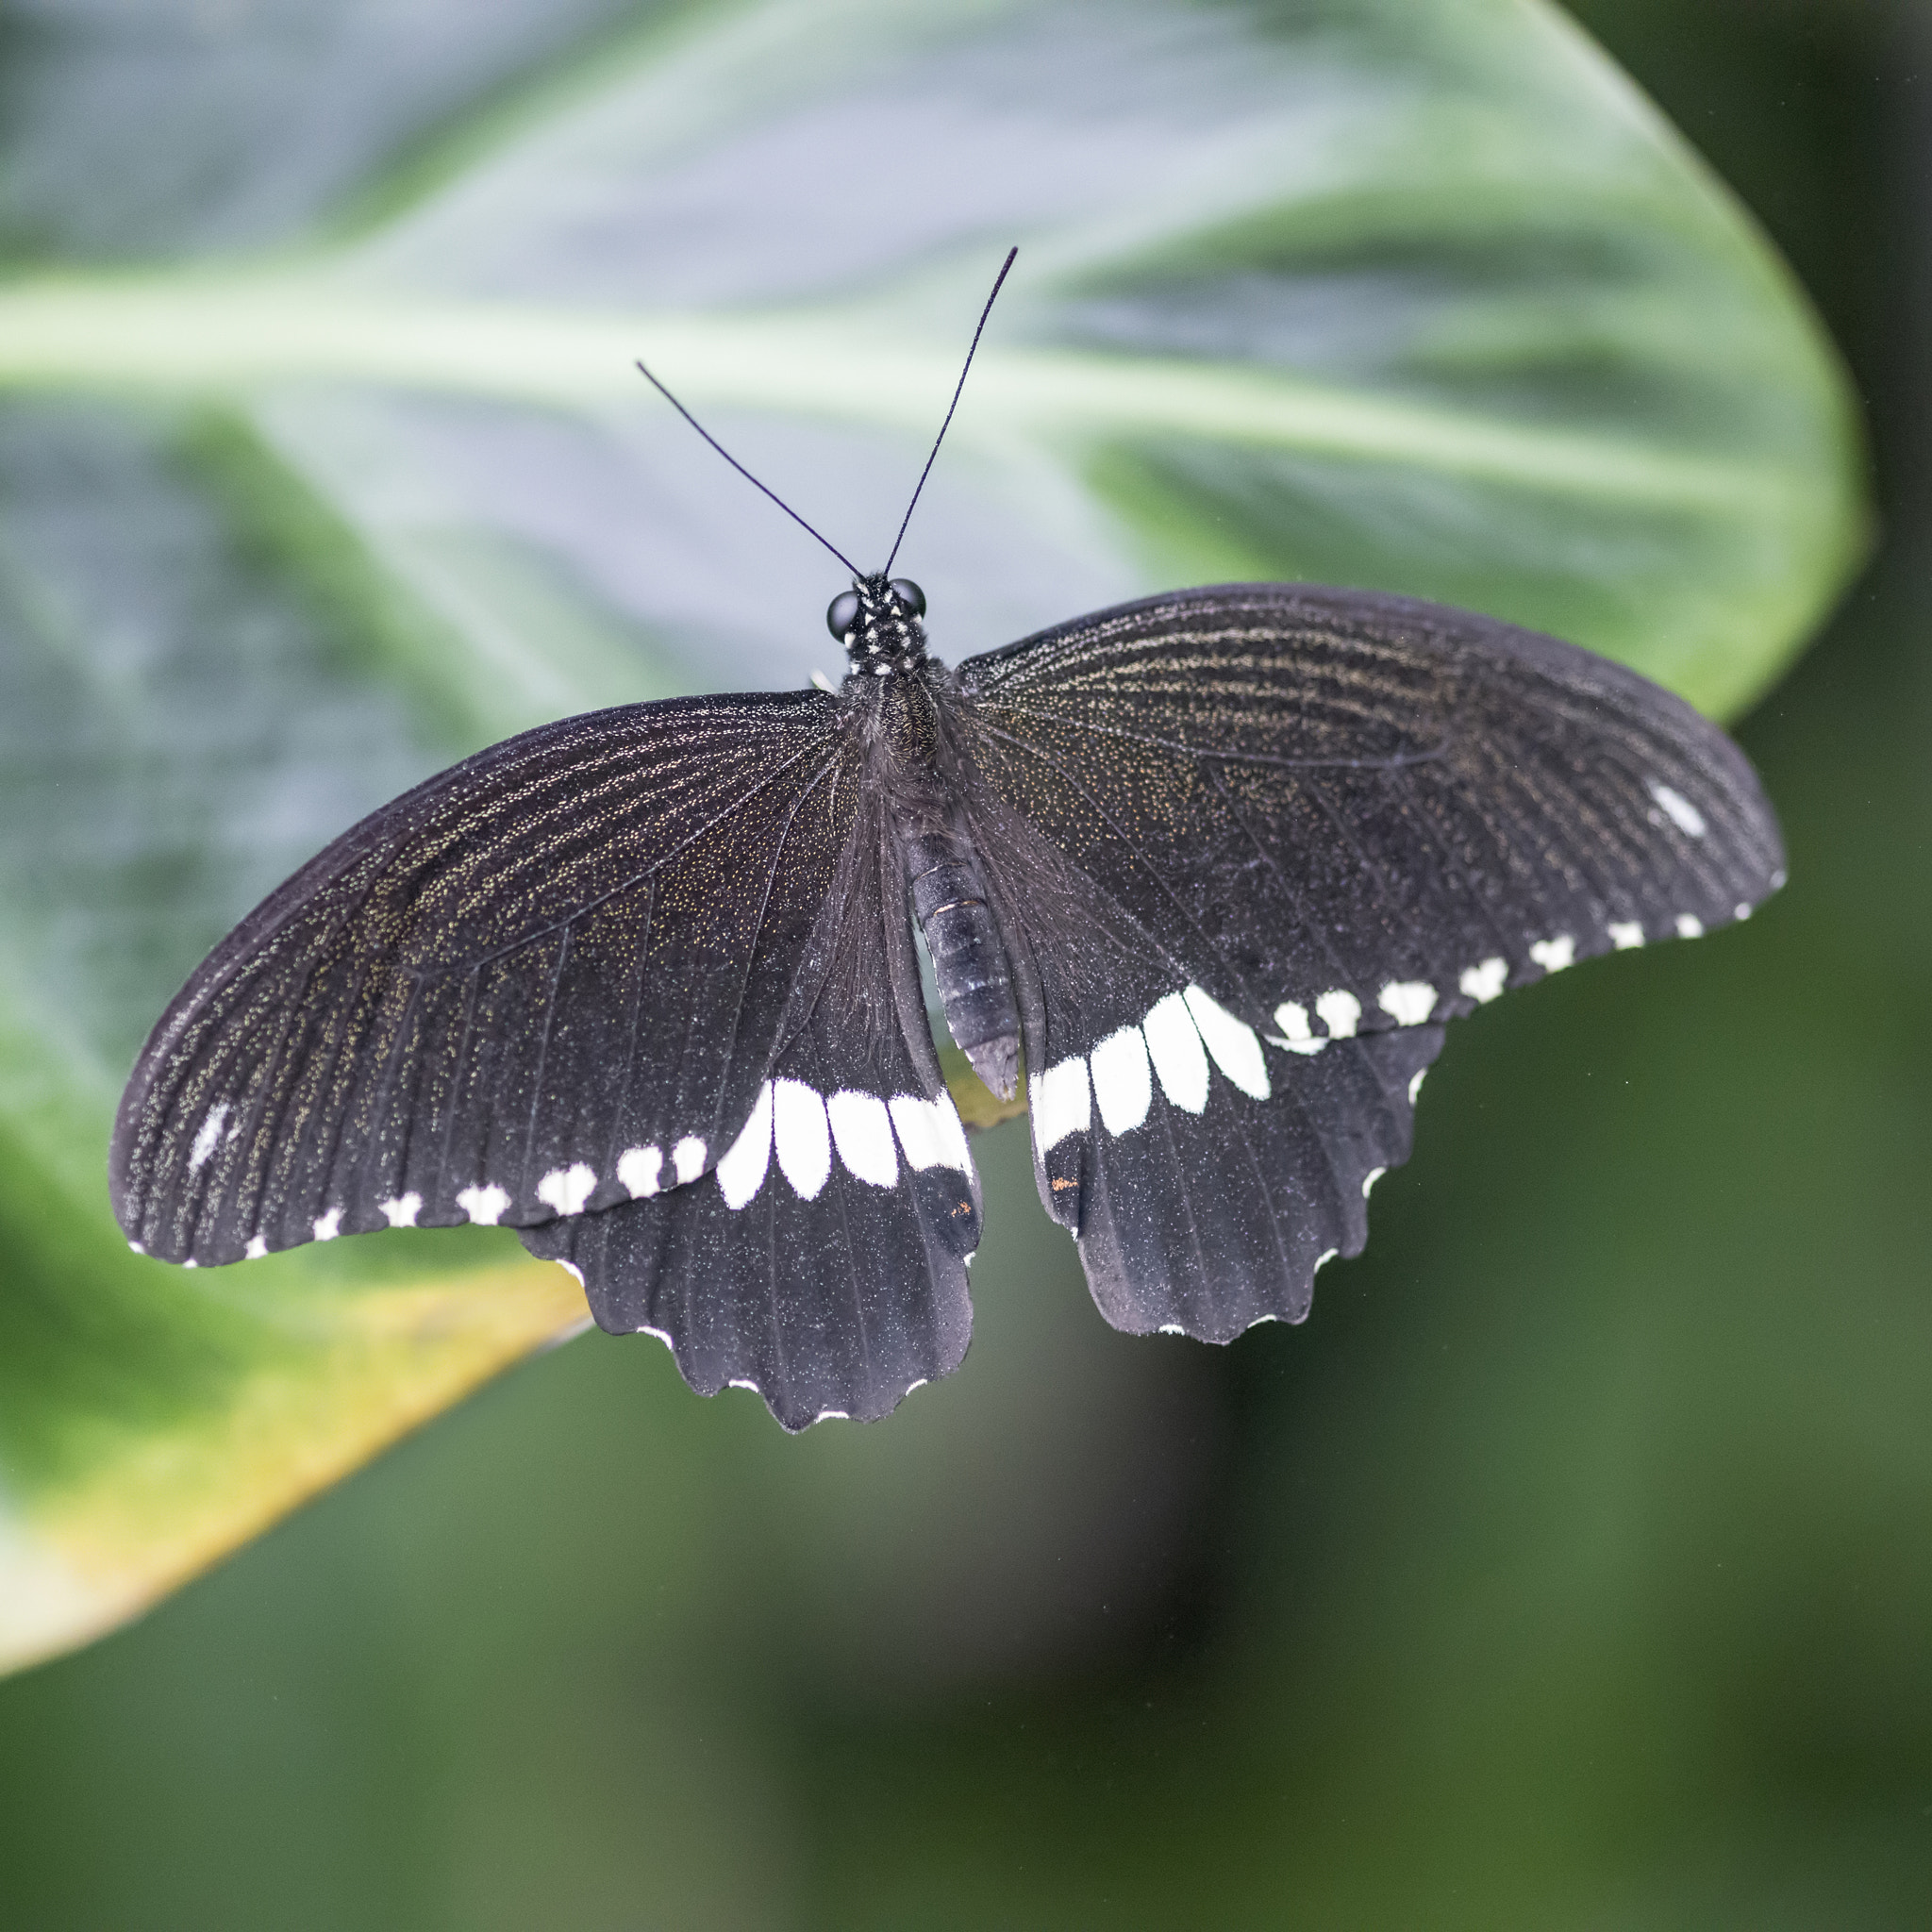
522, 797, 980, 1430
949, 582, 1781, 1340
112, 692, 859, 1266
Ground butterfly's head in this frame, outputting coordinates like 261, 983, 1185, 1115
827, 573, 928, 677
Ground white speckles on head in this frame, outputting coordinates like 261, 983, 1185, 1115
1361, 1166, 1386, 1200
1608, 921, 1645, 951
456, 1182, 511, 1226
1031, 1056, 1092, 1154
188, 1101, 230, 1173
245, 1235, 269, 1261
672, 1136, 707, 1186
890, 1092, 972, 1174
828, 1090, 898, 1188
1141, 991, 1208, 1113
1649, 781, 1707, 838
617, 1145, 662, 1199
1315, 989, 1360, 1040
1272, 1001, 1327, 1055
1377, 980, 1438, 1026
1184, 985, 1271, 1099
1530, 935, 1576, 974
313, 1207, 342, 1242
1408, 1068, 1427, 1105
716, 1082, 775, 1211
537, 1163, 597, 1217
1090, 1024, 1153, 1135
1460, 957, 1507, 1004
773, 1078, 833, 1199
380, 1191, 423, 1228
1676, 912, 1705, 939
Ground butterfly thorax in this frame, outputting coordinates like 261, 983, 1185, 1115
840, 573, 929, 677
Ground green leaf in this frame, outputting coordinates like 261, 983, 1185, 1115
0, 0, 1867, 1673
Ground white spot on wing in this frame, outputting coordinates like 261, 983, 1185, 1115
715, 1082, 774, 1210
828, 1090, 898, 1187
672, 1137, 707, 1186
1675, 912, 1704, 939
188, 1102, 230, 1173
1315, 989, 1360, 1039
810, 1409, 851, 1425
890, 1092, 973, 1174
1361, 1167, 1386, 1199
558, 1260, 585, 1288
1408, 1069, 1427, 1105
379, 1191, 422, 1228
1184, 985, 1270, 1098
1608, 921, 1645, 951
1272, 1001, 1328, 1055
1460, 957, 1507, 1004
1377, 980, 1437, 1026
1158, 1323, 1186, 1336
1141, 991, 1208, 1113
313, 1207, 341, 1241
1649, 781, 1707, 837
1734, 902, 1752, 921
1314, 1248, 1339, 1273
773, 1079, 832, 1198
1090, 1024, 1153, 1134
1031, 1057, 1092, 1153
809, 668, 836, 693
245, 1236, 268, 1261
617, 1145, 662, 1198
905, 1378, 927, 1396
537, 1163, 596, 1217
127, 1241, 144, 1256
640, 1324, 674, 1350
456, 1182, 511, 1226
728, 1377, 758, 1392
1530, 935, 1575, 974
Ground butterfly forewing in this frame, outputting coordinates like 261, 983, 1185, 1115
958, 584, 1782, 1045
111, 692, 860, 1265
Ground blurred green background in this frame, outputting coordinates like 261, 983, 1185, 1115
0, 0, 1925, 1924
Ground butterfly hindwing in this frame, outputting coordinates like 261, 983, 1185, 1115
958, 583, 1785, 1052
520, 800, 981, 1429
962, 778, 1441, 1337
111, 692, 860, 1266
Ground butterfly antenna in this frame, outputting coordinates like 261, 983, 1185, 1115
882, 245, 1018, 577
634, 358, 860, 576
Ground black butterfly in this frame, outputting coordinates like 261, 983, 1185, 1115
110, 258, 1785, 1432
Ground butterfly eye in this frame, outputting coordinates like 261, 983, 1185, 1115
825, 591, 861, 641
888, 578, 926, 617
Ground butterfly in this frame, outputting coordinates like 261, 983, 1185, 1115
110, 253, 1785, 1431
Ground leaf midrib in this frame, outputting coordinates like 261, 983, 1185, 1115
0, 277, 1814, 510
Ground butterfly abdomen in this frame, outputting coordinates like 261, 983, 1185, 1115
892, 793, 1020, 1102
